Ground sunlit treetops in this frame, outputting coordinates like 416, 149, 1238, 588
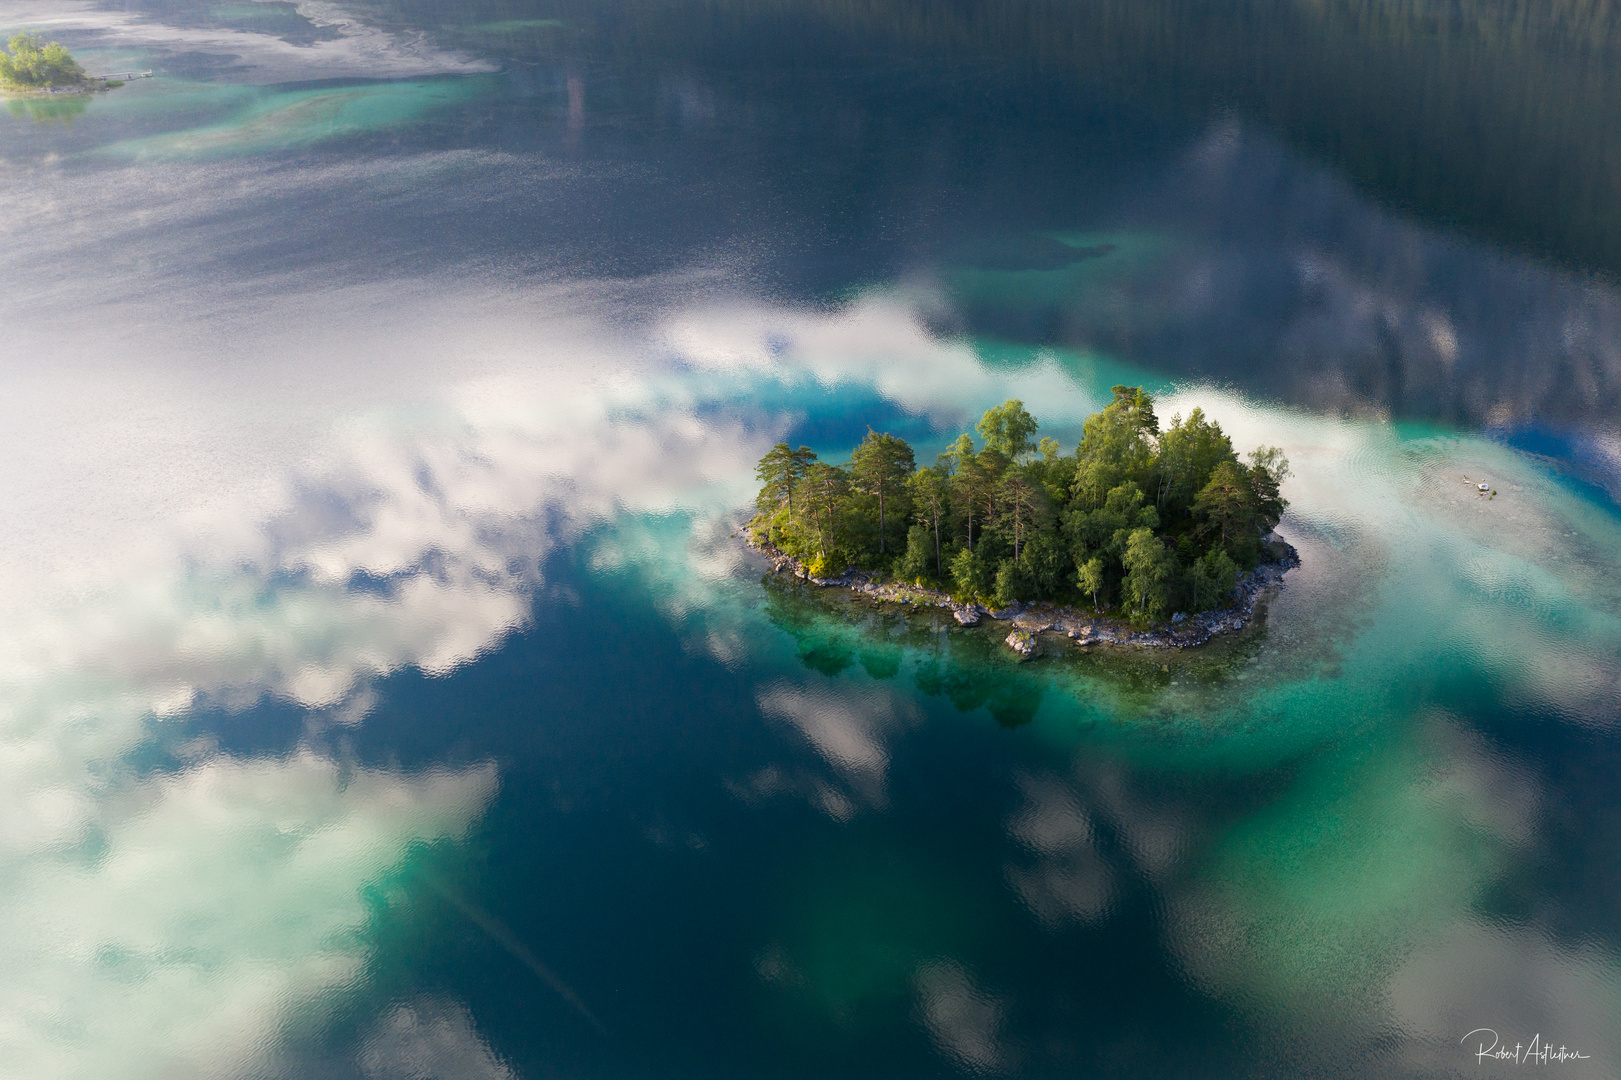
0, 34, 88, 90
750, 386, 1291, 620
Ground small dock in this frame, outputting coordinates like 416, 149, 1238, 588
89, 70, 153, 80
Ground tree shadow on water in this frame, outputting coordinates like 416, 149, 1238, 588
763, 578, 1046, 726
762, 581, 914, 681
759, 575, 1279, 731
914, 652, 1044, 729
6, 94, 90, 124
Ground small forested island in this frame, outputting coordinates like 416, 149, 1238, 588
745, 387, 1298, 652
0, 34, 125, 95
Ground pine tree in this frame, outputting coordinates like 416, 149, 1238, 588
995, 466, 1054, 562
946, 434, 990, 552
1246, 446, 1291, 535
1192, 460, 1257, 554
754, 442, 817, 522
907, 465, 952, 578
1073, 385, 1160, 508
850, 429, 915, 556
1154, 408, 1234, 515
801, 462, 850, 565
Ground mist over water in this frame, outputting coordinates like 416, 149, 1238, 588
2, 0, 1620, 1077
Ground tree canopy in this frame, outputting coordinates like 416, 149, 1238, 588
0, 34, 86, 89
749, 387, 1290, 620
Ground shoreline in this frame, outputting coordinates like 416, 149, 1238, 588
741, 528, 1300, 654
1, 79, 123, 98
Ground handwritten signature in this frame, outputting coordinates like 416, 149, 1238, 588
1462, 1029, 1591, 1065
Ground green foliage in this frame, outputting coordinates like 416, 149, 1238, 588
1193, 459, 1259, 562
907, 464, 952, 579
1185, 548, 1239, 611
0, 33, 86, 89
1247, 445, 1290, 537
849, 428, 915, 556
946, 435, 993, 552
749, 391, 1291, 620
993, 465, 1053, 562
755, 442, 817, 521
950, 545, 995, 601
1121, 527, 1177, 621
994, 532, 1069, 605
1072, 385, 1159, 508
1154, 407, 1235, 523
895, 524, 935, 584
976, 399, 1039, 460
1075, 554, 1107, 610
802, 461, 851, 564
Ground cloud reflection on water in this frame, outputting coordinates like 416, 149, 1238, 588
0, 750, 498, 1080
3, 0, 495, 83
752, 682, 920, 819
360, 996, 517, 1080
3, 259, 1621, 1074
3, 70, 1621, 1072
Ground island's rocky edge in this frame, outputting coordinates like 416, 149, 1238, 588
741, 528, 1300, 655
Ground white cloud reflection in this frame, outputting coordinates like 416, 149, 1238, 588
750, 683, 919, 819
361, 996, 517, 1080
1, 99, 1620, 1078
1386, 921, 1621, 1073
1003, 773, 1114, 929
0, 751, 498, 1080
3, 0, 494, 83
913, 960, 1011, 1075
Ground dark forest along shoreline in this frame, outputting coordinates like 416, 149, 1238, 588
744, 529, 1299, 654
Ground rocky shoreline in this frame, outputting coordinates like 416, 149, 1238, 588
741, 529, 1300, 656
1, 76, 132, 98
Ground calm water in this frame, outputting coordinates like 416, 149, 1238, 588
3, 1, 1620, 1077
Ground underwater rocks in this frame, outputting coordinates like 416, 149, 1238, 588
742, 529, 1300, 655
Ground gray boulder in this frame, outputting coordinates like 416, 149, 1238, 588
1005, 628, 1037, 658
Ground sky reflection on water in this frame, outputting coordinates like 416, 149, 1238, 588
2, 0, 1621, 1077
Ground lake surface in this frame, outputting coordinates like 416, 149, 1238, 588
3, 1, 1620, 1077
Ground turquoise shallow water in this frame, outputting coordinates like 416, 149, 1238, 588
2, 1, 1620, 1077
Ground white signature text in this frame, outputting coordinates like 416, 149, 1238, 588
1462, 1029, 1591, 1065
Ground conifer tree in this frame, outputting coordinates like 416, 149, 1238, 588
850, 429, 915, 556
907, 465, 952, 578
995, 466, 1053, 562
746, 386, 1291, 620
1192, 460, 1256, 554
802, 462, 850, 566
755, 443, 817, 522
946, 434, 990, 552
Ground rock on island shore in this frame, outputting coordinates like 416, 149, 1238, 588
741, 530, 1300, 657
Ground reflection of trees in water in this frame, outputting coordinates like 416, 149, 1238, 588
759, 575, 1268, 728
356, 0, 1621, 431
373, 0, 1621, 279
6, 94, 90, 125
